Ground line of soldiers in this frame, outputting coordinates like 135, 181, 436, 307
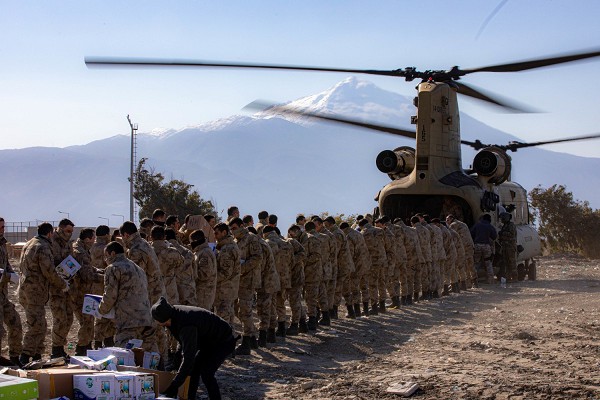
1, 207, 483, 366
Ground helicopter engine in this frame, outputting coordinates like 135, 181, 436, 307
376, 146, 416, 180
473, 146, 512, 184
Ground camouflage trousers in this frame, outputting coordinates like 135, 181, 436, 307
386, 262, 401, 298
115, 325, 158, 353
214, 297, 236, 328
287, 286, 303, 324
418, 261, 432, 293
402, 262, 416, 297
165, 278, 179, 305
318, 281, 330, 311
463, 246, 476, 281
351, 272, 369, 304
302, 283, 320, 318
334, 273, 351, 307
94, 317, 115, 342
176, 282, 197, 306
327, 278, 336, 310
196, 285, 216, 311
70, 295, 94, 346
22, 303, 46, 357
473, 243, 493, 279
269, 295, 278, 327
236, 286, 256, 337
431, 259, 444, 292
256, 291, 274, 331
50, 291, 74, 347
0, 299, 22, 357
275, 289, 287, 323
368, 264, 382, 304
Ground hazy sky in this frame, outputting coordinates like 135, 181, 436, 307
2, 1, 600, 156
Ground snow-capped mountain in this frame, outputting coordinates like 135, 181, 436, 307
2, 77, 598, 229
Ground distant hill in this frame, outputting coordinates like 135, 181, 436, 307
2, 77, 599, 228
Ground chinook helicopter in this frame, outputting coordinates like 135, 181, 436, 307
86, 49, 600, 280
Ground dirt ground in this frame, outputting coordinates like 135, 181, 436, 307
6, 254, 600, 399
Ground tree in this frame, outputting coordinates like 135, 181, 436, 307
529, 184, 600, 258
132, 158, 217, 222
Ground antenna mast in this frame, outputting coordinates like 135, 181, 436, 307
127, 115, 138, 223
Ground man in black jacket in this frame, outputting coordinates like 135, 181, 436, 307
152, 297, 237, 399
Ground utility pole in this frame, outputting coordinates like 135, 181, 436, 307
127, 115, 138, 223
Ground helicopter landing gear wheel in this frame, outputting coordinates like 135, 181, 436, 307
517, 263, 526, 281
527, 260, 537, 281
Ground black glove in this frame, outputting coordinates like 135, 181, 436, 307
161, 384, 178, 398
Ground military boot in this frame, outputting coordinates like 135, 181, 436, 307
413, 292, 420, 303
379, 300, 386, 313
19, 354, 31, 366
432, 290, 440, 299
103, 337, 115, 347
330, 306, 339, 320
442, 285, 450, 296
319, 311, 331, 326
51, 346, 67, 359
32, 353, 42, 361
452, 282, 461, 293
354, 303, 362, 317
258, 330, 268, 347
345, 304, 356, 319
307, 316, 318, 331
405, 295, 413, 306
250, 336, 259, 349
370, 302, 379, 315
93, 340, 103, 349
362, 302, 370, 317
287, 323, 299, 336
461, 280, 468, 291
299, 318, 309, 333
235, 336, 252, 356
267, 328, 277, 343
9, 356, 22, 368
392, 296, 401, 308
276, 321, 286, 337
75, 345, 88, 356
472, 278, 479, 288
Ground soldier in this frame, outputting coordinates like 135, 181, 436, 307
213, 223, 241, 328
471, 214, 498, 284
340, 222, 370, 318
189, 230, 217, 310
0, 217, 22, 365
89, 225, 115, 348
380, 216, 407, 309
433, 219, 457, 296
98, 241, 158, 352
139, 218, 155, 239
447, 214, 475, 290
253, 227, 280, 345
312, 217, 334, 326
150, 226, 183, 305
18, 222, 67, 365
359, 218, 387, 315
421, 214, 446, 298
266, 226, 292, 338
498, 212, 517, 281
226, 206, 240, 223
285, 225, 306, 335
299, 222, 322, 331
395, 218, 423, 305
296, 215, 306, 230
49, 218, 75, 359
449, 224, 465, 293
70, 228, 104, 355
255, 210, 269, 235
166, 228, 197, 306
152, 209, 167, 226
324, 217, 355, 319
411, 216, 432, 301
242, 215, 254, 228
228, 218, 263, 355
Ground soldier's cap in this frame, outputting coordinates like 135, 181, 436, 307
151, 296, 174, 323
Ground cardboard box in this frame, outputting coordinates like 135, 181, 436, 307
0, 374, 39, 400
56, 255, 81, 281
82, 294, 115, 319
131, 348, 160, 370
114, 373, 135, 399
70, 355, 117, 371
129, 371, 156, 400
116, 366, 189, 400
27, 368, 101, 399
73, 373, 116, 400
88, 348, 135, 367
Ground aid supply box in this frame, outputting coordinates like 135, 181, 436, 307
82, 294, 115, 319
73, 373, 116, 400
88, 348, 135, 367
56, 255, 81, 281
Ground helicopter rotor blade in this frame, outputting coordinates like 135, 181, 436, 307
502, 132, 600, 151
244, 100, 416, 139
462, 48, 600, 74
455, 82, 535, 112
85, 57, 407, 78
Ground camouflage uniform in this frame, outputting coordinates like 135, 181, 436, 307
450, 229, 465, 284
361, 223, 387, 308
314, 230, 333, 313
263, 232, 286, 327
439, 224, 456, 288
98, 253, 157, 353
214, 235, 241, 327
379, 225, 397, 304
427, 223, 446, 294
255, 219, 268, 236
413, 223, 432, 296
499, 220, 517, 279
191, 242, 217, 310
298, 230, 321, 319
232, 227, 263, 337
18, 235, 67, 357
50, 229, 74, 348
286, 237, 305, 324
168, 239, 197, 306
450, 219, 475, 284
342, 226, 370, 307
0, 236, 22, 358
151, 240, 183, 304
70, 238, 104, 346
397, 222, 423, 300
322, 228, 339, 313
329, 225, 354, 310
267, 232, 292, 324
385, 222, 407, 301
256, 237, 280, 331
89, 235, 115, 343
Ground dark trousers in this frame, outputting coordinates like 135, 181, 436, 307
188, 337, 236, 400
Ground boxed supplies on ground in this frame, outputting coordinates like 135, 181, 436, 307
56, 255, 81, 281
82, 294, 115, 319
0, 374, 39, 399
130, 348, 160, 370
26, 368, 101, 399
117, 366, 189, 400
70, 355, 117, 371
73, 373, 116, 400
87, 348, 135, 367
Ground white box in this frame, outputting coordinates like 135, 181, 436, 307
70, 355, 118, 371
73, 373, 115, 400
120, 372, 155, 400
56, 255, 81, 281
88, 348, 135, 367
114, 373, 135, 399
83, 294, 115, 319
142, 352, 160, 370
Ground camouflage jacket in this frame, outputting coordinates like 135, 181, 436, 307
192, 242, 217, 303
450, 219, 474, 251
286, 237, 305, 288
360, 223, 387, 269
70, 238, 104, 301
265, 231, 292, 290
314, 230, 334, 280
499, 221, 517, 251
232, 227, 263, 290
380, 225, 398, 274
90, 235, 110, 270
440, 225, 457, 264
50, 228, 73, 266
299, 231, 323, 284
18, 235, 66, 305
0, 236, 14, 303
98, 253, 153, 331
258, 237, 281, 294
451, 229, 465, 263
151, 239, 183, 304
414, 224, 432, 262
385, 222, 407, 264
329, 225, 354, 278
342, 226, 370, 277
123, 232, 166, 304
399, 223, 424, 265
168, 239, 197, 305
215, 235, 241, 301
427, 223, 446, 261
